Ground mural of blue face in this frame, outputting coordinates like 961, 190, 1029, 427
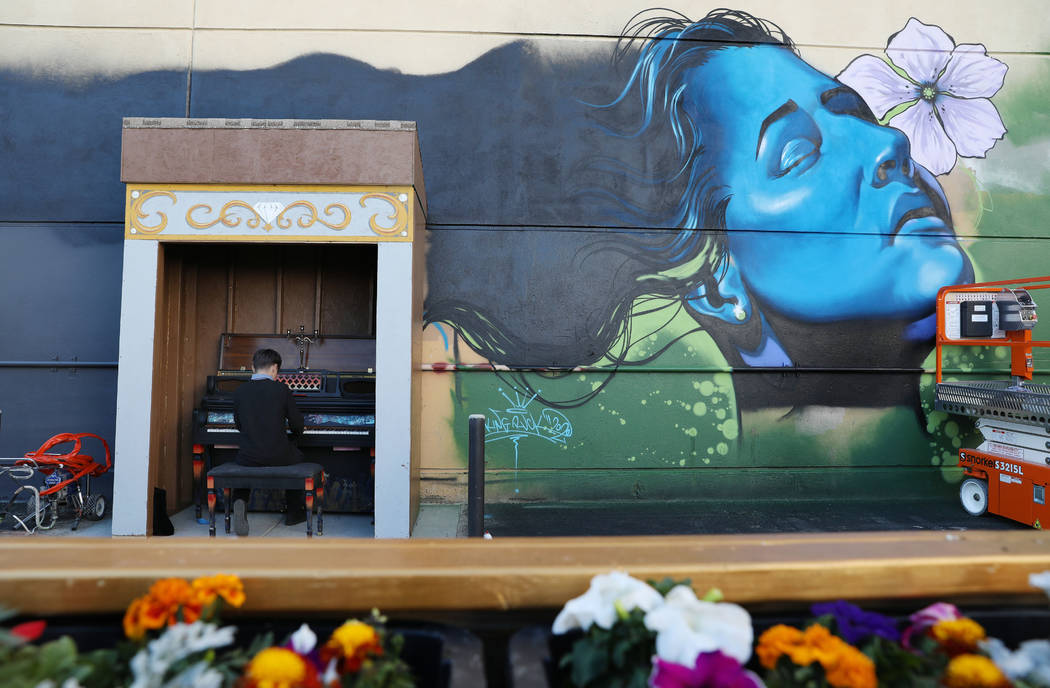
686, 45, 973, 323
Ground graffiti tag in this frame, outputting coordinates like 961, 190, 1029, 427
485, 387, 573, 445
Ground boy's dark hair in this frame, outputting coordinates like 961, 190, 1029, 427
252, 348, 282, 371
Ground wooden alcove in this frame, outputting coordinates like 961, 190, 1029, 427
150, 242, 378, 513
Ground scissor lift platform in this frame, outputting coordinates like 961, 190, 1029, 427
935, 380, 1050, 427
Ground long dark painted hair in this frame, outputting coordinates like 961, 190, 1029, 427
425, 9, 795, 387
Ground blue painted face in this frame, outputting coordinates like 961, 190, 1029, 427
684, 45, 972, 322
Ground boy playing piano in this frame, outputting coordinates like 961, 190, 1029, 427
231, 348, 307, 535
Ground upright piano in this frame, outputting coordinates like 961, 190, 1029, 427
191, 333, 376, 517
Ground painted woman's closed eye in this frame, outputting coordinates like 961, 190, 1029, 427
775, 137, 819, 177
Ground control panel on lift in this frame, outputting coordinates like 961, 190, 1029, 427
943, 288, 1038, 340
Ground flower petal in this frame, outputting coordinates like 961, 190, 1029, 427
837, 55, 920, 118
939, 44, 1007, 99
937, 96, 1006, 158
889, 99, 957, 175
886, 18, 954, 84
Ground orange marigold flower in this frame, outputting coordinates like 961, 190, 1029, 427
757, 624, 805, 668
943, 654, 1010, 688
192, 573, 246, 608
931, 618, 987, 656
244, 647, 321, 688
321, 620, 383, 673
147, 577, 195, 607
756, 624, 876, 688
123, 596, 148, 640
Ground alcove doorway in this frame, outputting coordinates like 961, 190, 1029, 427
151, 242, 378, 537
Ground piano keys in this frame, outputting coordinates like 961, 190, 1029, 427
191, 334, 377, 516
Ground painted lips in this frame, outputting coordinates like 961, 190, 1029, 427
891, 205, 951, 241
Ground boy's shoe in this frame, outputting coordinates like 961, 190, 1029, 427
233, 499, 249, 536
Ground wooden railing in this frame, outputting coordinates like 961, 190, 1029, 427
1, 531, 1048, 615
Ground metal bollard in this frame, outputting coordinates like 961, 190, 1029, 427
467, 414, 486, 537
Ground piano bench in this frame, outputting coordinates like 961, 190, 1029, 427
206, 462, 326, 538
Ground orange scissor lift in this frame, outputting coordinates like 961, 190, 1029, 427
935, 276, 1050, 527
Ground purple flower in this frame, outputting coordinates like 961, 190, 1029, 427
838, 18, 1007, 176
811, 600, 900, 645
901, 602, 961, 649
649, 651, 765, 688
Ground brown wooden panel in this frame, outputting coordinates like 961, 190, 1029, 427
1, 531, 1048, 615
280, 247, 319, 334
231, 246, 278, 333
320, 245, 376, 336
219, 334, 375, 372
193, 248, 232, 379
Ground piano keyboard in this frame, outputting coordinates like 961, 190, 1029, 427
205, 427, 370, 436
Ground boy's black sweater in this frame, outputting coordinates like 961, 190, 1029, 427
233, 377, 305, 466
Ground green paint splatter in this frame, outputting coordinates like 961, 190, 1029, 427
684, 427, 698, 437
692, 401, 707, 416
716, 442, 729, 456
722, 418, 739, 441
699, 381, 715, 396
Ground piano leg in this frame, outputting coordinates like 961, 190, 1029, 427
223, 488, 231, 534
305, 477, 315, 538
316, 472, 325, 537
207, 476, 216, 537
192, 444, 204, 521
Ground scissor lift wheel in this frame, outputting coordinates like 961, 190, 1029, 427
960, 477, 988, 516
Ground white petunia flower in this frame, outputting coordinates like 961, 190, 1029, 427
129, 622, 235, 688
1030, 570, 1050, 598
160, 661, 225, 688
643, 585, 753, 666
982, 637, 1050, 686
290, 623, 318, 654
551, 571, 664, 634
838, 17, 1007, 175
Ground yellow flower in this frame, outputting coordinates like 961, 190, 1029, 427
192, 573, 246, 608
943, 654, 1010, 688
932, 618, 986, 656
322, 620, 382, 672
244, 647, 312, 688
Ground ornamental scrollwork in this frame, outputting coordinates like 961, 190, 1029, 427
360, 192, 408, 236
129, 190, 177, 234
276, 201, 352, 230
186, 201, 265, 230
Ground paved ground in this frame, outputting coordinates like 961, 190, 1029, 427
480, 497, 1026, 537
1, 498, 1027, 538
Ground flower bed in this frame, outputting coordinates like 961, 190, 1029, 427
0, 574, 483, 688
519, 571, 1050, 688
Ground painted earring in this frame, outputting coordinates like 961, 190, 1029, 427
732, 304, 747, 322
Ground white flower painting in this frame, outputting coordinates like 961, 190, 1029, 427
838, 18, 1007, 175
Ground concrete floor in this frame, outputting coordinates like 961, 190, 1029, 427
0, 495, 1028, 538
0, 502, 466, 538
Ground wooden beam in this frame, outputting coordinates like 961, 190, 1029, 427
0, 531, 1048, 615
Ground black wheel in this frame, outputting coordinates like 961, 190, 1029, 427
84, 494, 107, 521
960, 477, 988, 516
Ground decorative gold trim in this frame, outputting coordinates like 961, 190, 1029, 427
124, 184, 415, 242
276, 201, 352, 230
360, 192, 408, 236
186, 201, 265, 230
129, 190, 176, 234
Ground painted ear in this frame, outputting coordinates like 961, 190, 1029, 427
685, 259, 753, 325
